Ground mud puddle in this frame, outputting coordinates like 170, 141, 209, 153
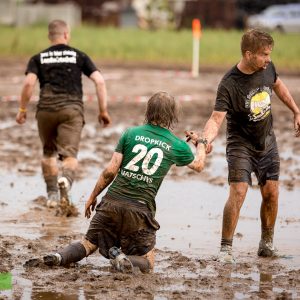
1, 171, 300, 299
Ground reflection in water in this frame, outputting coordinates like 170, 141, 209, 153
259, 272, 273, 294
24, 287, 87, 300
31, 291, 78, 300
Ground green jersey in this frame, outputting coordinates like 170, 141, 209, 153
107, 124, 194, 213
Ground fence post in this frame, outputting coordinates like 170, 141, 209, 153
191, 18, 201, 78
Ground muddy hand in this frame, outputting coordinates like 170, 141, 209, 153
294, 113, 300, 137
16, 111, 27, 124
85, 197, 97, 219
185, 130, 199, 146
206, 143, 213, 154
98, 111, 112, 128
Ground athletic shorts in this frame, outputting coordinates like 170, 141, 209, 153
36, 108, 84, 159
85, 195, 160, 259
226, 142, 280, 186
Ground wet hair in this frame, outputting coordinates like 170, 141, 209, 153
48, 20, 68, 41
241, 29, 274, 55
145, 92, 179, 129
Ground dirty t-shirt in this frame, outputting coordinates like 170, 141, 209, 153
107, 124, 195, 213
26, 44, 98, 113
214, 62, 278, 151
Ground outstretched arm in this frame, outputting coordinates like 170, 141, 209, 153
89, 70, 112, 127
202, 110, 227, 144
273, 77, 300, 137
15, 73, 37, 124
85, 152, 123, 218
187, 142, 206, 172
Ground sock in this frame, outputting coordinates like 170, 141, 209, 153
221, 238, 233, 247
44, 175, 58, 193
62, 169, 75, 187
58, 242, 87, 266
261, 227, 274, 243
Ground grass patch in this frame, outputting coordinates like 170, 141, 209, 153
1, 24, 300, 71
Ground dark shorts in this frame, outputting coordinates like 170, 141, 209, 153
36, 108, 84, 159
226, 142, 280, 186
85, 195, 160, 259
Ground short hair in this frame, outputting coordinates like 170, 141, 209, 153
145, 92, 179, 129
48, 20, 68, 41
241, 29, 274, 55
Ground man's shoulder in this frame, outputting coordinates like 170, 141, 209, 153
222, 65, 239, 81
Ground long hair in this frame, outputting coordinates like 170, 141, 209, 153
145, 92, 179, 129
48, 20, 68, 41
241, 29, 274, 55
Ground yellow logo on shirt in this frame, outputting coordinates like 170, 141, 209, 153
249, 91, 271, 122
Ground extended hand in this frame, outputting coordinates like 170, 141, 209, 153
185, 130, 213, 154
185, 130, 199, 146
85, 197, 97, 219
205, 143, 213, 154
98, 111, 112, 127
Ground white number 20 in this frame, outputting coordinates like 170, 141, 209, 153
124, 144, 163, 175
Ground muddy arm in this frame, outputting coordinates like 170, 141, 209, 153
89, 70, 111, 127
202, 110, 226, 144
188, 142, 206, 172
16, 73, 37, 124
85, 152, 123, 218
273, 77, 300, 137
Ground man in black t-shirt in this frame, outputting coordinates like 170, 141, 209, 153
16, 20, 111, 208
197, 29, 300, 263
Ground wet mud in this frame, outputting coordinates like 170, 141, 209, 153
0, 60, 300, 299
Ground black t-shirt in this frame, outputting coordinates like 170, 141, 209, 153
26, 44, 98, 112
214, 62, 278, 151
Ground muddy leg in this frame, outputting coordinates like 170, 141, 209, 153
41, 156, 58, 194
128, 249, 155, 273
260, 180, 278, 235
221, 182, 248, 246
59, 238, 98, 266
61, 157, 78, 187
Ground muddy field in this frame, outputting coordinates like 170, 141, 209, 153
0, 60, 300, 299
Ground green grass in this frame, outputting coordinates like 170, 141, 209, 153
1, 25, 299, 71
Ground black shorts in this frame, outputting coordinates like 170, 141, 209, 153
85, 195, 160, 259
36, 108, 84, 159
226, 142, 280, 186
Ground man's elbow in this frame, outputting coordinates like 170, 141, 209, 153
23, 81, 35, 91
102, 168, 117, 185
90, 71, 105, 86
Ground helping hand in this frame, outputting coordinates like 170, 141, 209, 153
185, 130, 213, 154
185, 130, 199, 146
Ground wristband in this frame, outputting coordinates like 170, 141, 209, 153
197, 138, 208, 146
19, 107, 27, 113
